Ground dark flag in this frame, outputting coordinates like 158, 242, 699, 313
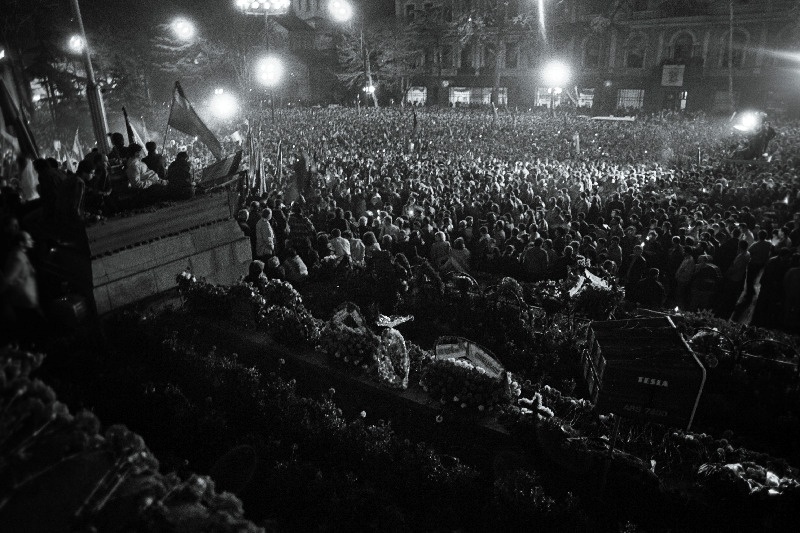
0, 79, 38, 159
167, 81, 223, 160
412, 107, 418, 132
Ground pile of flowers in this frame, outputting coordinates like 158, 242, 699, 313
0, 346, 260, 532
420, 359, 521, 412
177, 271, 232, 318
318, 323, 381, 371
258, 279, 304, 311
258, 305, 322, 346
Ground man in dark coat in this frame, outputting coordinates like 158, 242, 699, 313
165, 151, 194, 200
635, 268, 666, 309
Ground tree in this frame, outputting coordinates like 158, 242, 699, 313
335, 21, 412, 107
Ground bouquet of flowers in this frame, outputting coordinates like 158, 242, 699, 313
420, 359, 521, 412
374, 328, 410, 389
318, 322, 381, 371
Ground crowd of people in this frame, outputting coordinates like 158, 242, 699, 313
2, 106, 800, 340
236, 107, 800, 331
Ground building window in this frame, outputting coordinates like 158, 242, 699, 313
624, 35, 645, 68
617, 89, 645, 109
584, 37, 603, 68
505, 43, 518, 69
671, 33, 695, 62
721, 29, 748, 69
460, 45, 472, 69
406, 4, 415, 21
441, 45, 453, 68
578, 88, 595, 108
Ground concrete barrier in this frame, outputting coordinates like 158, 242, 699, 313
88, 193, 251, 314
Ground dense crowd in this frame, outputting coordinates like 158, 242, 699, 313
2, 107, 800, 342
237, 108, 800, 331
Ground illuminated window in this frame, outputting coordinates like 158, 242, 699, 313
617, 89, 645, 109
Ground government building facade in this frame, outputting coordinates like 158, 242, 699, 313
396, 0, 800, 115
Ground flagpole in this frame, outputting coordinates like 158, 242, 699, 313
69, 0, 109, 154
162, 83, 177, 155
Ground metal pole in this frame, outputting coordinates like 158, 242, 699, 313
69, 0, 109, 154
728, 0, 734, 113
270, 90, 275, 122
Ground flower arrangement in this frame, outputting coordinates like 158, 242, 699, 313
318, 322, 381, 370
420, 359, 521, 412
257, 279, 304, 311
374, 328, 410, 389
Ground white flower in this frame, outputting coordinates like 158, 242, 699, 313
453, 396, 460, 402
436, 415, 443, 423
460, 403, 467, 409
360, 411, 367, 418
478, 405, 485, 412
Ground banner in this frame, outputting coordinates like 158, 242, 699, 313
72, 128, 83, 160
661, 64, 685, 87
435, 337, 504, 378
168, 81, 223, 160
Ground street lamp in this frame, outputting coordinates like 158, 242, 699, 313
328, 0, 376, 108
256, 55, 283, 120
171, 18, 196, 41
542, 60, 570, 111
234, 0, 291, 51
329, 0, 354, 23
211, 88, 238, 120
68, 35, 85, 54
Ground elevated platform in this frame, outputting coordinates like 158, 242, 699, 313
88, 192, 251, 314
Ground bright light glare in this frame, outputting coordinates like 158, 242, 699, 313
364, 85, 376, 94
172, 18, 195, 41
68, 35, 85, 54
214, 88, 224, 95
543, 61, 570, 88
211, 92, 238, 119
329, 0, 354, 22
256, 56, 284, 87
0, 49, 5, 60
734, 112, 759, 132
236, 0, 291, 12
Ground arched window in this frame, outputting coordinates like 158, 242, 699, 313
584, 36, 603, 68
720, 29, 748, 69
624, 34, 646, 68
460, 44, 473, 69
671, 32, 695, 62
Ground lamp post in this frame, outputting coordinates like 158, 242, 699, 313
234, 0, 291, 51
171, 18, 196, 41
69, 0, 109, 154
542, 60, 570, 114
329, 0, 377, 108
256, 55, 283, 121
